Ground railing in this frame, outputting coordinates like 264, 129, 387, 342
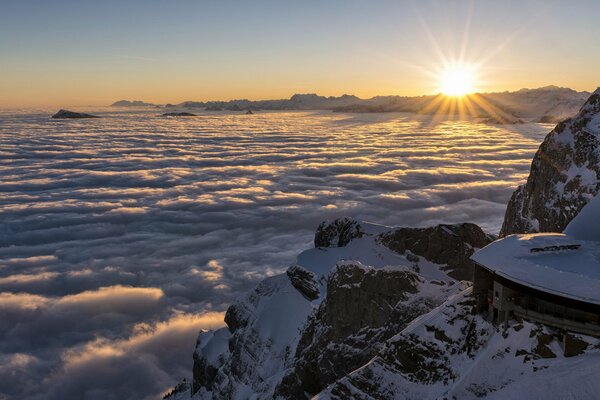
512, 306, 600, 337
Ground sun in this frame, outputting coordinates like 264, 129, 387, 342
438, 64, 477, 97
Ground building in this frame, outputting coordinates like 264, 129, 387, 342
471, 195, 600, 337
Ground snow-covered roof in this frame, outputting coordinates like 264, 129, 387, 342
472, 233, 600, 305
564, 193, 600, 241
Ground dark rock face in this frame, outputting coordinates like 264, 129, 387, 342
501, 89, 600, 236
287, 265, 320, 300
223, 279, 272, 334
190, 220, 493, 399
51, 109, 99, 119
314, 217, 364, 248
320, 297, 490, 399
564, 334, 588, 357
161, 112, 196, 117
275, 262, 430, 398
192, 349, 218, 394
379, 223, 494, 280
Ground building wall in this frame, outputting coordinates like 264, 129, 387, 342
472, 263, 494, 312
472, 262, 600, 336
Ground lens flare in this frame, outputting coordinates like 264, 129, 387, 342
438, 64, 478, 97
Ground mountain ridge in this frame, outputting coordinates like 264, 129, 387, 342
501, 87, 600, 235
113, 86, 590, 123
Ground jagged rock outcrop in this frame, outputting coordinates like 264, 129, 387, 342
379, 223, 494, 280
286, 266, 320, 300
501, 88, 600, 236
192, 328, 230, 395
316, 292, 600, 400
314, 217, 364, 248
192, 273, 315, 399
274, 262, 438, 398
51, 109, 99, 119
189, 219, 491, 399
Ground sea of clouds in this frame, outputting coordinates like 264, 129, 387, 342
0, 109, 551, 399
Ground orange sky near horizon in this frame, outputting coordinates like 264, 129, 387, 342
1, 1, 599, 108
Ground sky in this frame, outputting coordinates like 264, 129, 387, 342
1, 0, 599, 107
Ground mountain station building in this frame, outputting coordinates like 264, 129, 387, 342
471, 195, 600, 337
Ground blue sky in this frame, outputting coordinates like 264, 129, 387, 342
1, 0, 599, 106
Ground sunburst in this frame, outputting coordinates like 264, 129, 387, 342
438, 63, 477, 97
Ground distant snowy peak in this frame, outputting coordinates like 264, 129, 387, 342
501, 87, 600, 236
111, 99, 157, 107
116, 86, 590, 121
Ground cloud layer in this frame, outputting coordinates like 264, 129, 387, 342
0, 109, 551, 399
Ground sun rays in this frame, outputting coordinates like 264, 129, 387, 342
438, 63, 478, 97
412, 19, 520, 124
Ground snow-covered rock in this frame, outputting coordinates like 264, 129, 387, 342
176, 209, 600, 400
187, 219, 492, 399
314, 217, 365, 248
379, 223, 494, 280
316, 289, 600, 400
195, 273, 315, 399
286, 265, 320, 301
274, 261, 456, 399
501, 88, 600, 236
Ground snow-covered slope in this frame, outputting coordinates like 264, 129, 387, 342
180, 220, 491, 399
501, 88, 600, 236
172, 214, 600, 400
317, 288, 600, 400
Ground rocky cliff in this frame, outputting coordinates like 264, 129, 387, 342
501, 88, 600, 236
181, 219, 492, 399
180, 275, 600, 400
316, 289, 600, 400
273, 262, 438, 399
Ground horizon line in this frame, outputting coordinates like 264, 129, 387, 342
111, 84, 592, 107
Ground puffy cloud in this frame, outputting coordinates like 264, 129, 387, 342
0, 312, 224, 400
0, 110, 550, 398
194, 260, 224, 282
55, 285, 164, 314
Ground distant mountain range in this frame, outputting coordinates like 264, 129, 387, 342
112, 86, 590, 124
111, 100, 158, 107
